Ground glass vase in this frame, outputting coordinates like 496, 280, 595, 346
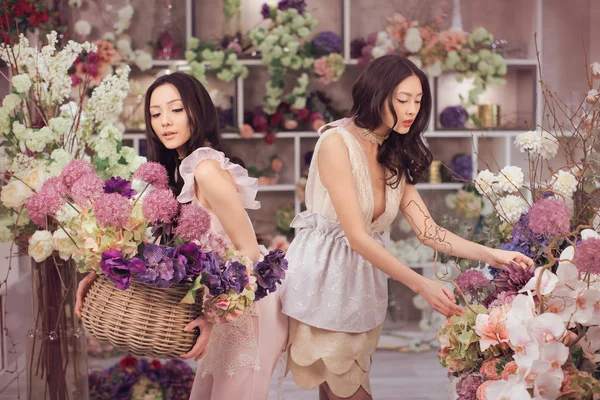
26, 255, 89, 400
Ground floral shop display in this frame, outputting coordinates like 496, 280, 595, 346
434, 60, 600, 400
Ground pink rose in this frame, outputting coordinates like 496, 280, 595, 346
215, 297, 230, 311
239, 124, 254, 139
284, 119, 298, 130
312, 119, 326, 131
480, 358, 502, 380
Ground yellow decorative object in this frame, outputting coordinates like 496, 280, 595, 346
477, 104, 500, 128
429, 160, 442, 184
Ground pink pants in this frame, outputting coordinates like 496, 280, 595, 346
189, 293, 289, 400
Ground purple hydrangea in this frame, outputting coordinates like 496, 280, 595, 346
254, 249, 288, 301
456, 374, 484, 400
439, 105, 468, 129
103, 177, 136, 199
201, 255, 226, 296
135, 245, 186, 288
100, 250, 146, 290
311, 31, 343, 55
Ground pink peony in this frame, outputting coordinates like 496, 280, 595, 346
527, 198, 571, 237
93, 193, 132, 228
283, 119, 298, 130
60, 159, 95, 189
70, 173, 104, 206
133, 162, 169, 189
141, 189, 179, 224
572, 237, 600, 274
173, 203, 211, 241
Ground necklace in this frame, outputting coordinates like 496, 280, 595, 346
359, 127, 389, 145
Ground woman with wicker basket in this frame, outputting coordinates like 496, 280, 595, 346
76, 72, 288, 399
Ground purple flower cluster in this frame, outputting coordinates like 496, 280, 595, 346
254, 249, 288, 300
455, 269, 489, 298
527, 198, 571, 237
135, 244, 187, 288
311, 31, 342, 55
261, 0, 306, 18
440, 105, 468, 129
455, 374, 484, 400
449, 154, 473, 181
26, 177, 67, 227
103, 177, 136, 199
202, 258, 249, 296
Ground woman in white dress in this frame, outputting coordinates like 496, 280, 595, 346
279, 55, 534, 400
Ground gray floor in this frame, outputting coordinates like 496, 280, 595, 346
0, 349, 449, 400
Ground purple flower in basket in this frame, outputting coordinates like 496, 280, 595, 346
221, 261, 249, 294
100, 250, 146, 290
103, 177, 136, 199
202, 254, 226, 296
173, 242, 207, 278
311, 31, 342, 55
135, 244, 186, 288
254, 249, 288, 301
439, 105, 468, 129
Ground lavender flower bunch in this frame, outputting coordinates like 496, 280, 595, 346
254, 249, 288, 300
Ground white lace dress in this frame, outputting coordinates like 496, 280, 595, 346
178, 147, 288, 400
280, 119, 405, 397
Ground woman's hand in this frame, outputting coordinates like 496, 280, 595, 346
416, 278, 464, 317
75, 272, 98, 318
488, 248, 534, 270
179, 315, 214, 361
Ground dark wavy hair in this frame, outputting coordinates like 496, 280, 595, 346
144, 72, 234, 195
347, 55, 433, 186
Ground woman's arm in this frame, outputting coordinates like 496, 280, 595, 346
318, 133, 463, 317
181, 159, 260, 360
400, 183, 534, 269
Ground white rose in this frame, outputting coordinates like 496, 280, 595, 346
591, 62, 600, 79
74, 20, 92, 37
495, 195, 529, 224
24, 166, 48, 192
53, 229, 75, 261
209, 89, 231, 110
2, 94, 21, 112
551, 170, 578, 198
11, 74, 31, 93
118, 4, 134, 22
475, 169, 497, 197
497, 166, 524, 193
116, 38, 132, 55
134, 50, 153, 71
28, 230, 54, 262
514, 130, 541, 153
404, 27, 423, 53
1, 180, 34, 209
539, 131, 559, 159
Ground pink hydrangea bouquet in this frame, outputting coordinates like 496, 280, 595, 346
25, 158, 288, 323
434, 60, 600, 399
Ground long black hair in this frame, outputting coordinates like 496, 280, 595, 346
347, 55, 433, 186
144, 72, 231, 195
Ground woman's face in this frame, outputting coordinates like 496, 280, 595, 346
380, 74, 423, 134
149, 83, 191, 152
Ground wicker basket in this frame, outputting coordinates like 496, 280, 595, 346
81, 275, 202, 358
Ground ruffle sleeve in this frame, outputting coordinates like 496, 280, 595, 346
177, 147, 260, 210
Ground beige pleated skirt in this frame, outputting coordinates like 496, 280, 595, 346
286, 318, 383, 397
